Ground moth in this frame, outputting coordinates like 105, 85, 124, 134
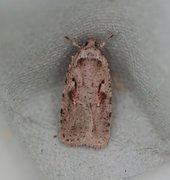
59, 35, 113, 148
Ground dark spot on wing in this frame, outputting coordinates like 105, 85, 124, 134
65, 78, 67, 84
109, 97, 112, 104
106, 123, 110, 127
77, 58, 85, 66
97, 60, 102, 67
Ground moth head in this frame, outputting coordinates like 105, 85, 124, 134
85, 38, 97, 47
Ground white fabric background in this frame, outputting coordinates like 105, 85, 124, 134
0, 0, 170, 179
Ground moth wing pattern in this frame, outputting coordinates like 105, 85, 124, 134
59, 38, 112, 148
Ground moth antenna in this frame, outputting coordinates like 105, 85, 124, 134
99, 34, 115, 48
64, 36, 81, 49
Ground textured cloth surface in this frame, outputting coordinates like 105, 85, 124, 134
0, 0, 170, 179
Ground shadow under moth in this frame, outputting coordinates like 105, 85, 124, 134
59, 35, 113, 148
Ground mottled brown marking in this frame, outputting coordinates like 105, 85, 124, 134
107, 123, 110, 127
97, 61, 102, 67
59, 37, 112, 149
65, 78, 67, 83
109, 97, 112, 104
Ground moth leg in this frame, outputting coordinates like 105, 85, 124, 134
64, 36, 81, 49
